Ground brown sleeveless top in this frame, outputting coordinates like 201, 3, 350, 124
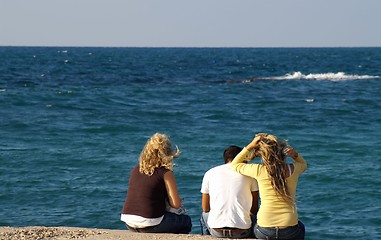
122, 165, 169, 218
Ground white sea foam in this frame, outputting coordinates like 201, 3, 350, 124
272, 71, 380, 81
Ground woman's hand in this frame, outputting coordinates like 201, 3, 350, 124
283, 146, 299, 159
246, 135, 262, 151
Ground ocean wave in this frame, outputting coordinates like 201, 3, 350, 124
226, 72, 380, 83
271, 72, 381, 81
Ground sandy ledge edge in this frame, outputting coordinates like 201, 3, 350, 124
0, 226, 261, 240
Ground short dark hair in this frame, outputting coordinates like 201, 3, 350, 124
223, 145, 243, 164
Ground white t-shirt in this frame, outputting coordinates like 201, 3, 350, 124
200, 163, 258, 229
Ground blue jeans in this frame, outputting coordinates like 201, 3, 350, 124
127, 212, 192, 234
200, 212, 256, 238
254, 221, 305, 240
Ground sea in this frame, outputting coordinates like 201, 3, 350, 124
0, 47, 380, 239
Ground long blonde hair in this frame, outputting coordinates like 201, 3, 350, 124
255, 133, 294, 205
139, 133, 180, 176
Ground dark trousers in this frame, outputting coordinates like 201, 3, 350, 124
127, 212, 192, 234
254, 221, 305, 240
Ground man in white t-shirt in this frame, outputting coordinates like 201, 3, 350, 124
200, 146, 259, 238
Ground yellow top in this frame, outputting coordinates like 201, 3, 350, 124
231, 147, 307, 227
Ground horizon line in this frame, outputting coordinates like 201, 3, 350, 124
1, 44, 381, 49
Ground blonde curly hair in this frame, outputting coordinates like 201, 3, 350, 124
139, 133, 180, 176
255, 133, 294, 205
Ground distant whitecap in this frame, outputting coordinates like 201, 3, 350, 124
271, 71, 380, 81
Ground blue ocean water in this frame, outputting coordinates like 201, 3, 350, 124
1, 47, 380, 239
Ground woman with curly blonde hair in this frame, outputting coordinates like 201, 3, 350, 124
121, 133, 192, 234
231, 133, 307, 240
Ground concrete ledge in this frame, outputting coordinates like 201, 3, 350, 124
0, 226, 263, 240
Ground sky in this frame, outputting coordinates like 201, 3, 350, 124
1, 0, 380, 48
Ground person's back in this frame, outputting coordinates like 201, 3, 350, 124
200, 146, 258, 239
122, 165, 168, 218
251, 162, 305, 227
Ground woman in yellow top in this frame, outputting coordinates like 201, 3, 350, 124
231, 133, 306, 240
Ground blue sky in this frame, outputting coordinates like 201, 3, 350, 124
1, 0, 380, 47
